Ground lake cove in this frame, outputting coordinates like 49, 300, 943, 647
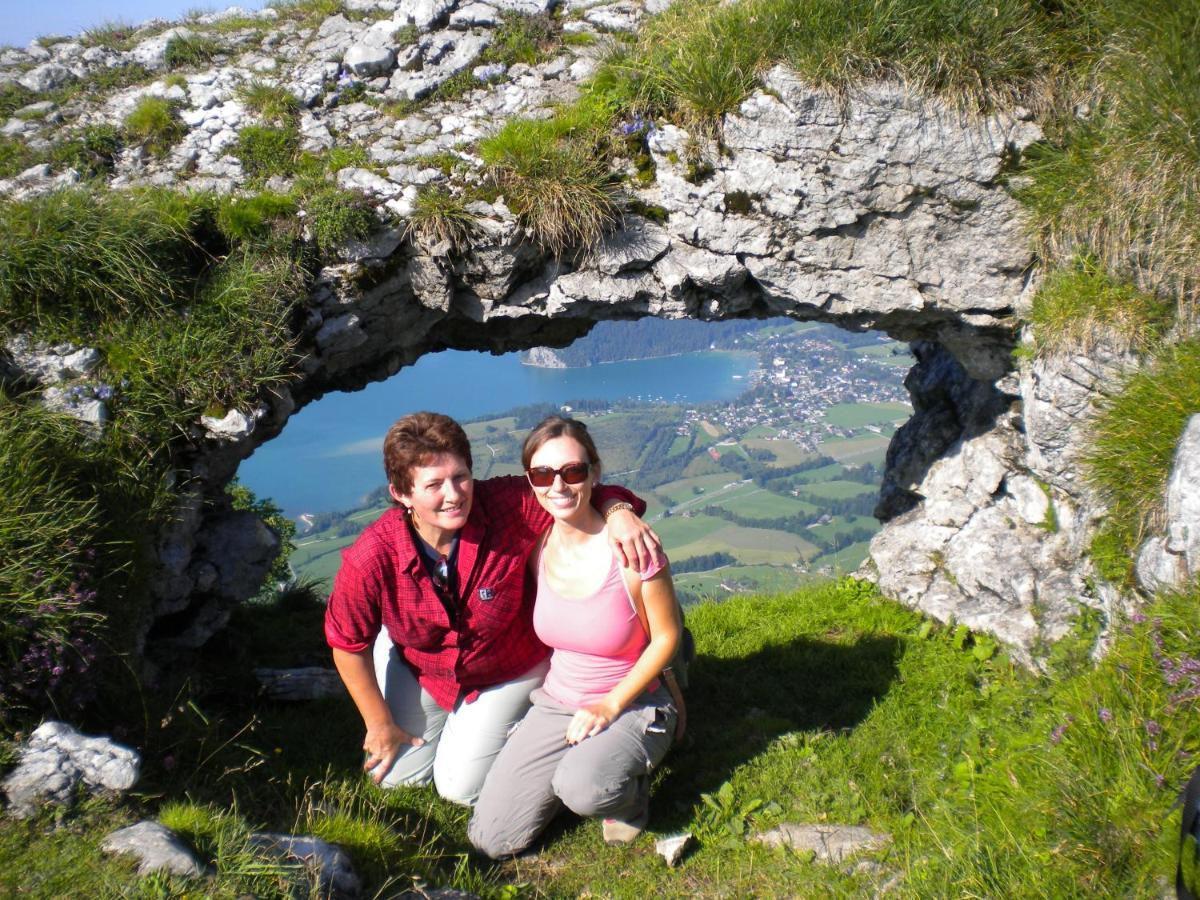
238, 348, 757, 519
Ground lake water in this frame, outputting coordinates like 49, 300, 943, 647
239, 349, 758, 518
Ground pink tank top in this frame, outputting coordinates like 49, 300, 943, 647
533, 548, 663, 709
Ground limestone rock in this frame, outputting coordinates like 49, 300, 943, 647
1137, 414, 1200, 592
2, 722, 140, 818
753, 823, 891, 862
41, 387, 109, 434
655, 832, 692, 866
2, 336, 101, 383
344, 44, 396, 77
130, 27, 194, 70
102, 821, 206, 877
17, 63, 74, 93
200, 407, 260, 441
248, 833, 360, 897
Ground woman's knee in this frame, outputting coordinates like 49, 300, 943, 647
433, 765, 485, 807
551, 764, 629, 818
468, 804, 537, 859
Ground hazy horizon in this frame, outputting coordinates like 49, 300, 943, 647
2, 1, 268, 49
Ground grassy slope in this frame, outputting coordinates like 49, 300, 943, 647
3, 578, 1192, 897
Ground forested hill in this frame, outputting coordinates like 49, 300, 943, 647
522, 318, 783, 366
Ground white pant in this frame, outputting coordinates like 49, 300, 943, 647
370, 628, 550, 806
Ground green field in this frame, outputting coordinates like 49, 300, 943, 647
818, 433, 891, 465
807, 515, 879, 546
743, 425, 777, 439
742, 438, 817, 467
809, 539, 874, 573
821, 401, 911, 428
796, 479, 877, 500
673, 563, 813, 600
654, 473, 748, 505
667, 433, 692, 456
704, 488, 817, 519
858, 343, 914, 366
653, 513, 729, 547
463, 416, 517, 439
789, 462, 845, 483
671, 523, 820, 565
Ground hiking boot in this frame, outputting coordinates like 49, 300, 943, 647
602, 805, 649, 845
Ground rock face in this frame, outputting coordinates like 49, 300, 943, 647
1137, 414, 1200, 592
0, 1, 1166, 665
1, 721, 140, 818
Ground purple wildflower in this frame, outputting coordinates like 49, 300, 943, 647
1098, 707, 1113, 723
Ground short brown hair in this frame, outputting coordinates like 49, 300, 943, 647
383, 412, 473, 496
521, 415, 602, 477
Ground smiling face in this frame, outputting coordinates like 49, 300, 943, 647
391, 452, 474, 546
527, 435, 596, 523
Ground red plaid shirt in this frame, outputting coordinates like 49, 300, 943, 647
325, 476, 644, 710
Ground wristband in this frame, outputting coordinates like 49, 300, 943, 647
603, 501, 635, 520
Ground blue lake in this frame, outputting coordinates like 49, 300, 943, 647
239, 349, 758, 518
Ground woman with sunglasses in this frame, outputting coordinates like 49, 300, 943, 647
324, 411, 661, 806
469, 415, 682, 856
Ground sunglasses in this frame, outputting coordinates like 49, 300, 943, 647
525, 462, 591, 488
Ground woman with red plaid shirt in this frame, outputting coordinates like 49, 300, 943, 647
325, 412, 660, 805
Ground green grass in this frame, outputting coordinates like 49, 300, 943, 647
817, 432, 890, 464
0, 188, 199, 333
1028, 256, 1175, 354
236, 80, 301, 125
49, 124, 124, 180
795, 479, 875, 500
486, 12, 560, 68
163, 33, 225, 70
80, 20, 140, 51
822, 401, 911, 428
233, 125, 300, 179
215, 191, 298, 245
705, 488, 816, 519
597, 0, 1080, 132
1016, 0, 1200, 327
740, 437, 817, 467
478, 96, 623, 254
672, 523, 819, 564
123, 96, 186, 156
0, 186, 308, 723
1084, 339, 1200, 583
4, 576, 1196, 896
404, 185, 480, 252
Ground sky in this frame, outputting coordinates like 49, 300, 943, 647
2, 1, 268, 49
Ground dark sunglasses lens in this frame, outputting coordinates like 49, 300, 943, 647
527, 463, 590, 487
560, 463, 590, 484
527, 467, 555, 487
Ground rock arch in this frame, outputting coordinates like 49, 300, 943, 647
157, 70, 1117, 670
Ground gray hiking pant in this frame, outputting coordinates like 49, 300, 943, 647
468, 685, 676, 859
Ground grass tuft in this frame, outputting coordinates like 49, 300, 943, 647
80, 21, 139, 52
215, 191, 298, 245
404, 185, 479, 252
236, 80, 302, 125
0, 188, 199, 332
233, 125, 301, 179
1084, 339, 1200, 563
479, 97, 623, 254
1029, 256, 1174, 355
1017, 0, 1200, 327
163, 33, 225, 71
123, 96, 186, 156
